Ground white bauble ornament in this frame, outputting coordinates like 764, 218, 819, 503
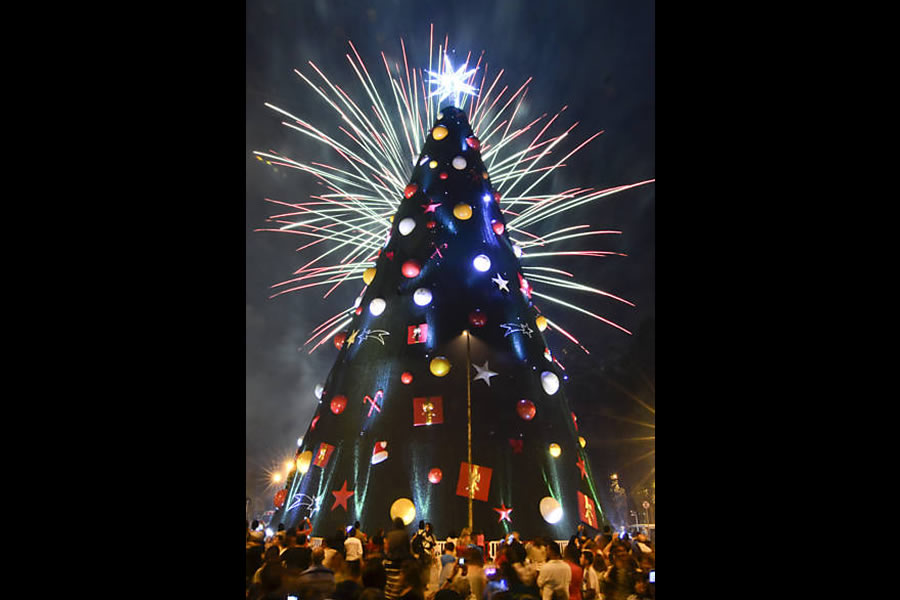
540, 496, 563, 524
541, 371, 560, 395
398, 217, 416, 236
369, 298, 386, 316
413, 288, 433, 306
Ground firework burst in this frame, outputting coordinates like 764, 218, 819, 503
253, 26, 654, 355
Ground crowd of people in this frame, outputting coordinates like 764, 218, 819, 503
245, 518, 655, 600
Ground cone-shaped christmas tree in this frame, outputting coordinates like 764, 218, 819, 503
270, 106, 606, 539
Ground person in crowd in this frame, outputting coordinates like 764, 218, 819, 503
249, 545, 288, 600
537, 540, 571, 600
506, 532, 526, 565
247, 520, 266, 588
355, 520, 370, 545
346, 526, 365, 579
296, 547, 337, 600
456, 527, 472, 552
362, 557, 388, 591
361, 588, 388, 600
299, 516, 313, 538
397, 559, 427, 600
387, 518, 412, 561
335, 578, 364, 600
579, 551, 601, 600
411, 521, 428, 564
437, 542, 457, 589
599, 543, 638, 600
525, 537, 548, 567
324, 532, 343, 570
385, 520, 411, 600
562, 542, 583, 600
629, 531, 653, 562
463, 548, 487, 600
625, 571, 652, 600
636, 554, 653, 577
368, 532, 386, 561
283, 533, 313, 572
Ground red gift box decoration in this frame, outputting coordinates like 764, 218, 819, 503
455, 462, 493, 502
407, 323, 429, 344
578, 491, 599, 528
413, 396, 444, 426
313, 442, 335, 468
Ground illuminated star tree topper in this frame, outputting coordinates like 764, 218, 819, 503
426, 53, 478, 109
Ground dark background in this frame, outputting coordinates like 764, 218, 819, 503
245, 0, 656, 525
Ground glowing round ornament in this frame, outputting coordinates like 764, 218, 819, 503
516, 399, 536, 420
334, 332, 347, 349
539, 496, 563, 524
512, 244, 523, 258
363, 268, 376, 285
401, 371, 414, 384
466, 136, 480, 150
428, 468, 443, 484
452, 155, 467, 170
401, 260, 422, 278
491, 220, 504, 235
453, 203, 473, 220
274, 489, 287, 509
413, 287, 433, 306
429, 160, 438, 169
473, 254, 491, 272
398, 217, 416, 236
430, 356, 451, 377
494, 191, 502, 204
390, 498, 417, 525
549, 443, 562, 458
330, 395, 348, 415
314, 384, 324, 399
579, 436, 587, 448
426, 220, 437, 229
468, 309, 487, 327
297, 450, 312, 475
404, 183, 419, 199
432, 125, 448, 140
541, 371, 560, 395
369, 298, 386, 316
535, 315, 548, 331
439, 172, 449, 180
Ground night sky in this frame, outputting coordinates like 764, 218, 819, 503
246, 0, 655, 524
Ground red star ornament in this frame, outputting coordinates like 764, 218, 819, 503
494, 502, 513, 523
331, 480, 354, 511
576, 456, 587, 480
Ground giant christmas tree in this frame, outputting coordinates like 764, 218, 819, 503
267, 103, 608, 540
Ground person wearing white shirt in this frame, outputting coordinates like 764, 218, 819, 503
537, 541, 571, 600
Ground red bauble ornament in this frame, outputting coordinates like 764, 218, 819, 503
491, 220, 505, 235
439, 172, 448, 180
401, 371, 414, 384
355, 306, 363, 315
517, 399, 536, 420
428, 468, 443, 484
330, 395, 348, 415
404, 183, 419, 199
426, 220, 437, 229
468, 309, 487, 328
401, 259, 421, 278
274, 489, 287, 508
466, 136, 480, 150
493, 191, 501, 204
334, 332, 347, 349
